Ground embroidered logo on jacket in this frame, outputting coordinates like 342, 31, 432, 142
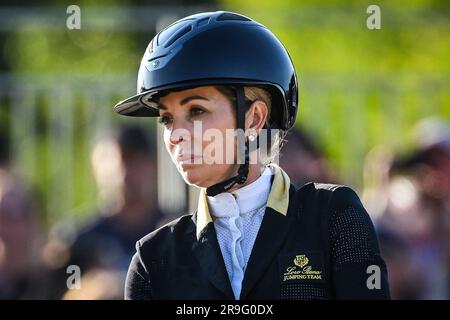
280, 253, 323, 283
294, 255, 309, 268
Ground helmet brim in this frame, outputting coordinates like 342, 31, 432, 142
114, 92, 160, 117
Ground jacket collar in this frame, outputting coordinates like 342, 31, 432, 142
196, 163, 291, 240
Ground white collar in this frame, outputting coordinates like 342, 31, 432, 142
207, 166, 273, 218
197, 163, 291, 239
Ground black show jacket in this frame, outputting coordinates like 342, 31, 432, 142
125, 181, 390, 300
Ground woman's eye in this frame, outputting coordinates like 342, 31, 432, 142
158, 115, 172, 126
190, 107, 206, 117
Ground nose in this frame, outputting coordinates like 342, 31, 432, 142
168, 120, 191, 146
169, 133, 184, 145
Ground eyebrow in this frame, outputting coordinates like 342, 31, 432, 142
158, 95, 210, 110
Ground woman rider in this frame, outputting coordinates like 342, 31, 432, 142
114, 11, 390, 300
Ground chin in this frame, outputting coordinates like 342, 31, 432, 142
179, 163, 229, 189
178, 164, 210, 188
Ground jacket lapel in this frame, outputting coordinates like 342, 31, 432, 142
192, 214, 234, 299
240, 184, 298, 299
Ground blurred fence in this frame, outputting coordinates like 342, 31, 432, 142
0, 5, 209, 227
1, 72, 448, 226
0, 73, 189, 227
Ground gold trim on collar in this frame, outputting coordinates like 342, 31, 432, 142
197, 187, 213, 239
196, 163, 290, 240
266, 163, 290, 216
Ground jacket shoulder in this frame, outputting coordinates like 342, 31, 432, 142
299, 181, 364, 210
136, 213, 195, 259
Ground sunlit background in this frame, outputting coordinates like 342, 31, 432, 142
0, 0, 449, 299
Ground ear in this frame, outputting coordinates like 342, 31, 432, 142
245, 100, 268, 134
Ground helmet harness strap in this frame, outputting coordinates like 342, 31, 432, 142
206, 86, 250, 196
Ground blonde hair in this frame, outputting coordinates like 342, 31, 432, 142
244, 87, 272, 117
215, 85, 287, 165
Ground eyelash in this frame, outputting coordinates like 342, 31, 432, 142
158, 115, 172, 125
189, 106, 206, 117
158, 106, 206, 126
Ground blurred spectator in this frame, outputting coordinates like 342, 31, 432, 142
0, 169, 53, 299
62, 269, 126, 300
376, 223, 426, 299
363, 117, 450, 299
67, 125, 165, 278
280, 127, 336, 187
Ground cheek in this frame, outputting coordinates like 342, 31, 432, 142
201, 109, 236, 158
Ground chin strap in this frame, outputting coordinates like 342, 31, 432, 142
206, 86, 250, 197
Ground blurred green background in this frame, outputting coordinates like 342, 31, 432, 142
0, 0, 449, 228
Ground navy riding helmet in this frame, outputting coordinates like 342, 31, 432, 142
114, 11, 299, 196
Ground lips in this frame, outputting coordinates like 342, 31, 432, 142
176, 154, 201, 163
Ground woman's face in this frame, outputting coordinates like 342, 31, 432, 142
158, 86, 238, 188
